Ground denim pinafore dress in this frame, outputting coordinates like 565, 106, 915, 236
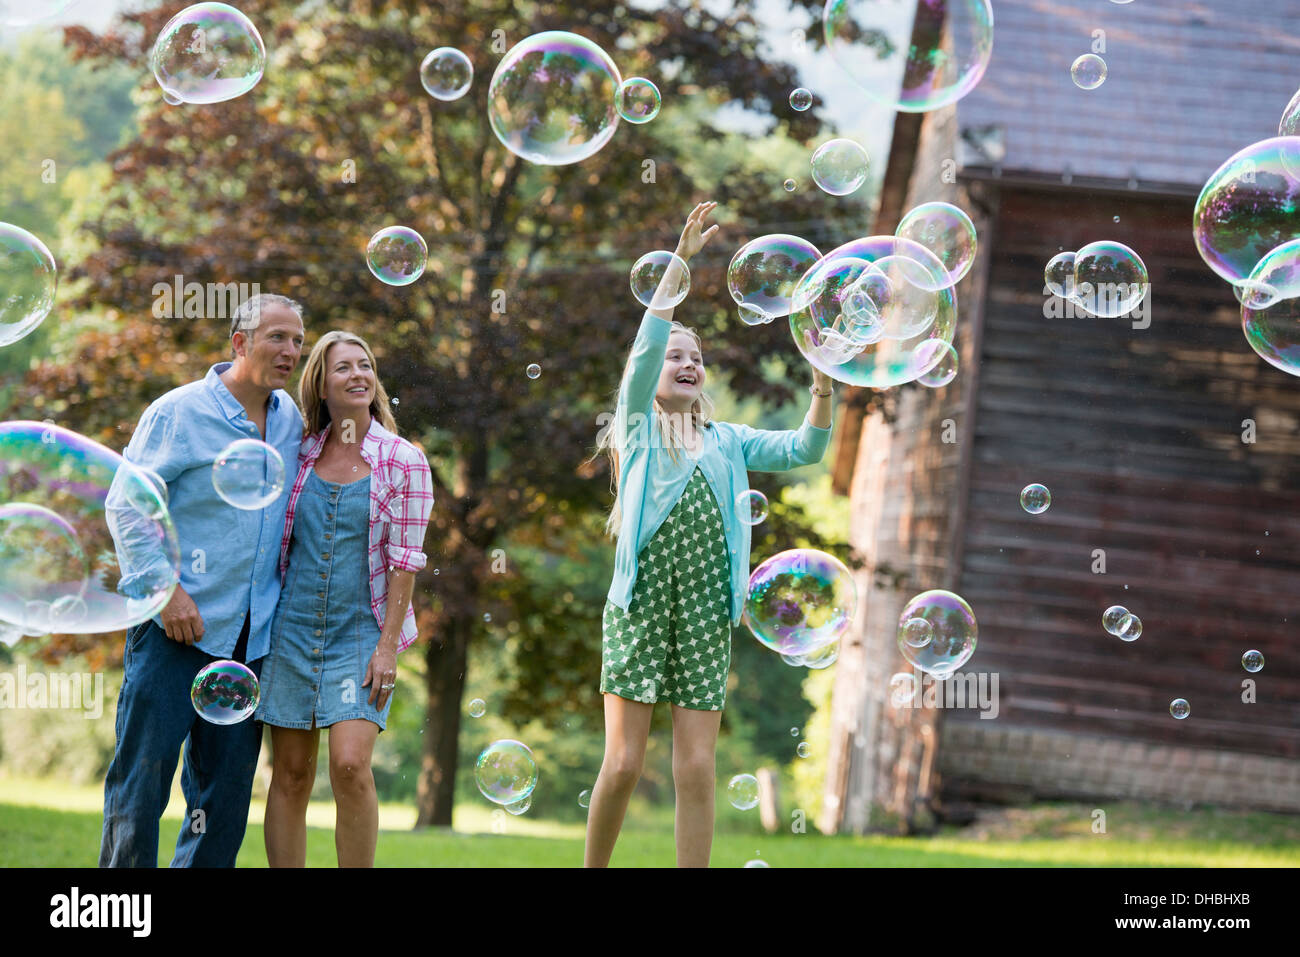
255, 468, 391, 730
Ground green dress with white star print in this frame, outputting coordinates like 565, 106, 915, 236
601, 465, 733, 711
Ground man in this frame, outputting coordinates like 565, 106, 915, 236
100, 293, 306, 867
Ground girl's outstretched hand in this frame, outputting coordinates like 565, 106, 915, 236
675, 202, 719, 261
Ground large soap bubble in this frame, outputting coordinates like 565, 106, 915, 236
824, 0, 994, 113
895, 202, 977, 288
150, 2, 267, 105
743, 548, 857, 658
212, 439, 286, 510
896, 589, 977, 676
790, 235, 956, 388
487, 31, 622, 166
192, 660, 260, 724
0, 422, 180, 634
1194, 137, 1300, 285
0, 223, 57, 348
475, 739, 539, 805
727, 234, 822, 320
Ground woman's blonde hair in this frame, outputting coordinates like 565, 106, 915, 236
298, 330, 400, 438
592, 321, 715, 538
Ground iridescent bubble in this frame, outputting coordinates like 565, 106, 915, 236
789, 88, 813, 111
790, 727, 799, 737
1242, 279, 1300, 377
483, 612, 492, 622
914, 340, 958, 388
1234, 277, 1283, 311
630, 250, 690, 308
1115, 613, 1142, 641
150, 2, 267, 105
1194, 137, 1300, 285
900, 617, 934, 649
0, 0, 75, 27
810, 138, 870, 196
475, 739, 539, 805
468, 698, 486, 718
1102, 605, 1129, 635
889, 672, 918, 707
896, 590, 977, 677
801, 641, 839, 669
796, 742, 811, 758
1020, 483, 1051, 514
1070, 54, 1107, 90
1242, 649, 1265, 673
727, 773, 759, 810
0, 422, 180, 634
790, 235, 956, 389
420, 47, 474, 101
727, 234, 823, 321
1281, 89, 1300, 137
526, 363, 542, 379
487, 31, 622, 166
578, 788, 592, 808
744, 859, 771, 868
366, 226, 428, 286
824, 0, 994, 113
0, 223, 57, 348
743, 548, 857, 658
873, 255, 940, 339
736, 489, 769, 526
191, 659, 259, 724
1045, 251, 1077, 300
1169, 698, 1190, 720
1072, 241, 1149, 317
212, 439, 286, 511
895, 202, 978, 288
615, 77, 661, 124
505, 795, 531, 815
783, 178, 797, 192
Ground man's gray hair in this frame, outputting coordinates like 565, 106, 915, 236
229, 293, 304, 356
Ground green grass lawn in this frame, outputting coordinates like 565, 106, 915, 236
2, 775, 1297, 867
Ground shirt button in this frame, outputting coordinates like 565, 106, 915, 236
322, 553, 331, 560
316, 612, 323, 619
311, 667, 318, 673
324, 534, 332, 541
317, 591, 324, 598
327, 514, 334, 521
314, 629, 322, 636
319, 572, 327, 580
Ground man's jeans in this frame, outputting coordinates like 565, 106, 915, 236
99, 618, 262, 867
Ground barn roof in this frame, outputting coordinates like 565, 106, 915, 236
954, 0, 1300, 194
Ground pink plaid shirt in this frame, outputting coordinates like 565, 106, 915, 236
278, 418, 434, 652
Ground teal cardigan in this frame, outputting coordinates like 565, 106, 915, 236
606, 310, 833, 624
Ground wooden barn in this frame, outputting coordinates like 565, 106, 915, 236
821, 0, 1300, 832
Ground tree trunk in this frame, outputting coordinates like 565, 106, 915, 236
415, 609, 472, 827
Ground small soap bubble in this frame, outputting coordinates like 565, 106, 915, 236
474, 739, 539, 805
391, 397, 399, 406
526, 363, 541, 379
1071, 54, 1107, 90
1045, 251, 1077, 300
914, 340, 958, 388
784, 178, 797, 192
1102, 605, 1129, 635
1020, 483, 1050, 514
1072, 241, 1148, 317
810, 138, 870, 196
578, 788, 592, 808
790, 727, 799, 737
366, 226, 428, 286
483, 612, 492, 622
191, 660, 259, 724
630, 250, 690, 308
900, 617, 933, 648
505, 795, 531, 815
896, 590, 977, 677
420, 47, 473, 101
213, 439, 286, 510
1115, 613, 1142, 641
468, 698, 486, 718
789, 88, 813, 111
796, 741, 811, 758
1242, 649, 1265, 673
615, 77, 661, 123
735, 489, 769, 526
150, 2, 267, 105
1169, 698, 1191, 720
1113, 215, 1120, 223
801, 641, 839, 669
727, 773, 759, 810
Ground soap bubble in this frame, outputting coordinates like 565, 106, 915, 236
735, 489, 769, 526
1234, 277, 1283, 311
810, 138, 870, 195
630, 250, 690, 308
727, 234, 823, 321
889, 672, 918, 707
526, 363, 542, 379
1070, 54, 1107, 90
1242, 278, 1300, 377
744, 858, 770, 868
366, 226, 428, 286
796, 742, 811, 758
790, 727, 800, 737
212, 439, 285, 510
1020, 483, 1051, 514
790, 235, 956, 389
1282, 88, 1300, 135
896, 590, 977, 677
801, 640, 839, 669
487, 31, 621, 166
578, 788, 592, 808
738, 303, 772, 326
191, 660, 259, 724
0, 422, 180, 634
1115, 613, 1142, 641
1194, 137, 1300, 285
0, 0, 76, 27
505, 796, 531, 815
420, 47, 474, 101
914, 340, 958, 388
743, 548, 857, 658
1045, 251, 1077, 300
789, 88, 813, 111
900, 617, 934, 648
780, 652, 804, 667
727, 773, 759, 810
783, 179, 797, 192
872, 256, 940, 338
1072, 241, 1149, 317
475, 739, 539, 805
895, 202, 978, 288
824, 0, 994, 113
150, 2, 267, 105
1169, 698, 1190, 720
468, 698, 486, 718
615, 77, 661, 123
1242, 649, 1265, 673
0, 223, 58, 348
1102, 605, 1129, 634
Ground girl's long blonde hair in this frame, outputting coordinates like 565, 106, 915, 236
298, 331, 400, 438
592, 321, 715, 538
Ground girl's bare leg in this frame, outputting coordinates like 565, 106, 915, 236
584, 693, 654, 867
670, 704, 722, 868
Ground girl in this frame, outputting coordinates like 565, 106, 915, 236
585, 202, 835, 867
256, 330, 434, 867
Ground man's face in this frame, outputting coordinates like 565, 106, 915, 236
235, 305, 305, 390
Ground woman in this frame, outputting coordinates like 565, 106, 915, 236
256, 330, 434, 867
